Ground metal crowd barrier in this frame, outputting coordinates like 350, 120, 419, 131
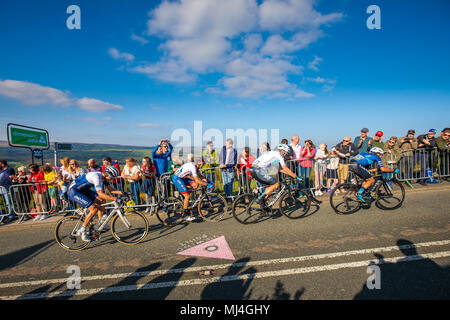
0, 186, 12, 220
397, 148, 448, 182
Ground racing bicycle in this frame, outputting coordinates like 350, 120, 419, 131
54, 194, 149, 251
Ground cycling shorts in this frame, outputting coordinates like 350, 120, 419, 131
172, 175, 194, 195
249, 167, 277, 186
68, 188, 98, 208
348, 163, 372, 180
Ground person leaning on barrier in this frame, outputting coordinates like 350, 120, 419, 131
12, 166, 33, 216
0, 161, 16, 224
436, 129, 450, 179
398, 129, 418, 181
28, 164, 47, 220
416, 129, 439, 184
201, 141, 219, 185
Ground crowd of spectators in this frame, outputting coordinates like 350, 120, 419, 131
0, 127, 449, 225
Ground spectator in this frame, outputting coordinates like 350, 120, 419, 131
416, 129, 438, 184
42, 164, 58, 215
326, 147, 340, 194
141, 157, 156, 213
28, 164, 47, 221
398, 129, 418, 181
102, 157, 122, 189
152, 139, 173, 177
298, 140, 316, 189
87, 158, 101, 172
281, 139, 294, 161
354, 128, 373, 153
0, 160, 16, 180
59, 157, 73, 210
259, 142, 271, 156
0, 161, 15, 223
335, 136, 359, 184
369, 131, 385, 150
122, 157, 142, 207
201, 141, 219, 185
220, 138, 237, 198
382, 136, 402, 183
314, 143, 328, 196
237, 146, 255, 193
436, 128, 450, 179
13, 166, 32, 215
68, 159, 87, 180
290, 134, 302, 162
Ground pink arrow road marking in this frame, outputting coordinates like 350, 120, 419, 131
177, 235, 235, 260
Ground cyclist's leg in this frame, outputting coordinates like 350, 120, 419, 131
349, 164, 373, 202
172, 175, 190, 210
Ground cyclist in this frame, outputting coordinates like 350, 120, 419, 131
68, 165, 123, 241
250, 144, 301, 210
172, 154, 214, 221
349, 147, 399, 203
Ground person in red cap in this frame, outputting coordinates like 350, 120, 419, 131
369, 130, 385, 150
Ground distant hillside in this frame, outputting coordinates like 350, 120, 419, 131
0, 141, 156, 168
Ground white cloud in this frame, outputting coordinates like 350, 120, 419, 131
308, 55, 323, 71
131, 33, 149, 45
0, 79, 72, 106
0, 79, 124, 113
137, 123, 161, 128
132, 0, 343, 99
75, 98, 123, 113
108, 48, 135, 62
83, 117, 104, 126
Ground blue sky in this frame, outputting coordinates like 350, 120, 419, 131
0, 0, 449, 150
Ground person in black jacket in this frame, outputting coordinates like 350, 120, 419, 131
416, 129, 438, 185
335, 136, 359, 184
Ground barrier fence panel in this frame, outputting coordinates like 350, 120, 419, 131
0, 186, 12, 220
397, 148, 445, 182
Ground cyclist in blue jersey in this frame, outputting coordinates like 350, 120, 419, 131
349, 147, 399, 203
68, 165, 123, 241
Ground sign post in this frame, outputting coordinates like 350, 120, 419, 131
54, 142, 73, 166
7, 123, 50, 165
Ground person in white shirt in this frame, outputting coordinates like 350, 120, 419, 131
314, 144, 328, 196
122, 157, 142, 206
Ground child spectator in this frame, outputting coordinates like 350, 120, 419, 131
326, 148, 340, 194
314, 143, 327, 196
42, 164, 58, 215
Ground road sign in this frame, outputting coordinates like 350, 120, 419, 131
55, 143, 72, 150
7, 123, 49, 149
33, 149, 43, 159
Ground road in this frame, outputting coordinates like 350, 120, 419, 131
0, 183, 449, 300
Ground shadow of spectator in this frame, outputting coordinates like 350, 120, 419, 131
258, 280, 305, 300
0, 239, 54, 272
354, 239, 450, 299
201, 257, 256, 300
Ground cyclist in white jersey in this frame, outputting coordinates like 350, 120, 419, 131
172, 154, 214, 221
250, 144, 301, 208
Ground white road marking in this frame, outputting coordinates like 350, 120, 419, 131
1, 250, 449, 300
1, 239, 449, 290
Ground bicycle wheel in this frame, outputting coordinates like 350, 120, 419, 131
111, 211, 149, 245
155, 197, 185, 226
279, 189, 311, 219
375, 180, 405, 210
330, 183, 361, 215
232, 193, 259, 224
198, 192, 228, 222
54, 215, 91, 251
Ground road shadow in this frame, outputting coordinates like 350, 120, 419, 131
354, 239, 450, 300
201, 257, 256, 300
257, 280, 305, 300
0, 239, 54, 272
86, 259, 195, 300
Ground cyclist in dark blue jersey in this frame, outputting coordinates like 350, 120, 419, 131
68, 165, 123, 241
349, 147, 399, 203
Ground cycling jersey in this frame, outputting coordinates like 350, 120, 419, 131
252, 151, 286, 169
69, 172, 105, 192
351, 152, 384, 168
174, 162, 198, 179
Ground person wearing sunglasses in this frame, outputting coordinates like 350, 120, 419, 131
334, 136, 359, 185
436, 129, 450, 179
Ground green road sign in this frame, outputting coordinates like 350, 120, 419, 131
7, 123, 49, 149
55, 143, 72, 150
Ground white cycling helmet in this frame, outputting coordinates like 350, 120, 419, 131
370, 147, 384, 154
277, 144, 290, 153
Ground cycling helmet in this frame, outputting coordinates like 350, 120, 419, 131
104, 165, 119, 178
277, 144, 290, 153
370, 147, 384, 154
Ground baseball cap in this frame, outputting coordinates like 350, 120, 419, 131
407, 129, 415, 134
428, 129, 437, 134
375, 131, 383, 137
361, 128, 369, 133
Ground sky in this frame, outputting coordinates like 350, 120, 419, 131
0, 0, 449, 151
